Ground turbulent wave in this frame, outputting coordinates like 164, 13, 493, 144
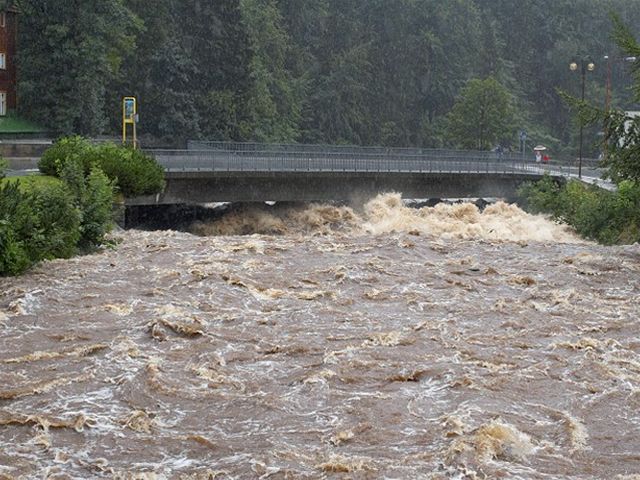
191, 193, 580, 243
191, 202, 359, 236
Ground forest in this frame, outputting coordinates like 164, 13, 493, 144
8, 0, 640, 153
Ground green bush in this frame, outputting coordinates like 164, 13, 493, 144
80, 167, 115, 248
562, 182, 615, 243
517, 174, 564, 215
0, 157, 7, 179
0, 179, 22, 216
22, 182, 82, 260
39, 137, 164, 197
93, 143, 164, 197
0, 180, 81, 275
38, 136, 96, 176
59, 158, 115, 250
59, 154, 87, 199
0, 168, 113, 275
2, 136, 164, 275
0, 220, 30, 276
0, 183, 31, 275
519, 176, 640, 245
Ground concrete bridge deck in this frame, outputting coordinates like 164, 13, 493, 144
127, 146, 600, 204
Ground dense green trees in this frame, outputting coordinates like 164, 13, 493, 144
241, 0, 303, 142
11, 0, 640, 150
110, 0, 255, 143
15, 0, 138, 136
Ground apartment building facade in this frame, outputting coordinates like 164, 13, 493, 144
0, 5, 18, 116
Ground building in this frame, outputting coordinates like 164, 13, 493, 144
0, 4, 17, 117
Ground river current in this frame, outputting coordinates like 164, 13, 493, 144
0, 194, 639, 479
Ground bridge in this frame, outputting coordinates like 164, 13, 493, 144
122, 141, 606, 204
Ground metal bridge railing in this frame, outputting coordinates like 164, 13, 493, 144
146, 148, 599, 178
183, 141, 601, 170
187, 140, 517, 158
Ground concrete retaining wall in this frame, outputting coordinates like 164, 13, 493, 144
0, 141, 50, 158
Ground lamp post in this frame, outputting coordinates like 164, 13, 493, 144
569, 58, 595, 178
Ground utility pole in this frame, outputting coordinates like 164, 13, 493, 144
604, 55, 637, 112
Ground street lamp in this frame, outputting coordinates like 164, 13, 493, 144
569, 58, 595, 178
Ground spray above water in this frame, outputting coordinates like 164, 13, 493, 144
191, 193, 581, 243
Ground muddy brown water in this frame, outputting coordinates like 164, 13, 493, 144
0, 195, 639, 479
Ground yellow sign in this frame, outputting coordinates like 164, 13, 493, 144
122, 96, 138, 148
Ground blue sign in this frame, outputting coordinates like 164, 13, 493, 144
124, 99, 135, 119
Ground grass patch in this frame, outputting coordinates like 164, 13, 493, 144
1, 175, 63, 192
0, 116, 46, 133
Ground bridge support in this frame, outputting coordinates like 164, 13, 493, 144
127, 171, 547, 205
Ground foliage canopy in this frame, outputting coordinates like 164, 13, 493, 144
11, 0, 640, 151
446, 77, 513, 150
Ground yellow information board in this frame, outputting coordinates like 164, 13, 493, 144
122, 96, 138, 148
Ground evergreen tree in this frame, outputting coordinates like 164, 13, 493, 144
241, 0, 304, 142
185, 0, 254, 140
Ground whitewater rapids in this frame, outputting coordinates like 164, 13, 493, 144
0, 194, 638, 479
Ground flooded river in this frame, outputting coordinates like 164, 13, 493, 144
1, 194, 639, 479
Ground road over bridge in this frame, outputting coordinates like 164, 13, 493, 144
127, 142, 606, 205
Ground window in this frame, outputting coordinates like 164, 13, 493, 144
0, 13, 5, 28
0, 92, 6, 116
0, 53, 5, 70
